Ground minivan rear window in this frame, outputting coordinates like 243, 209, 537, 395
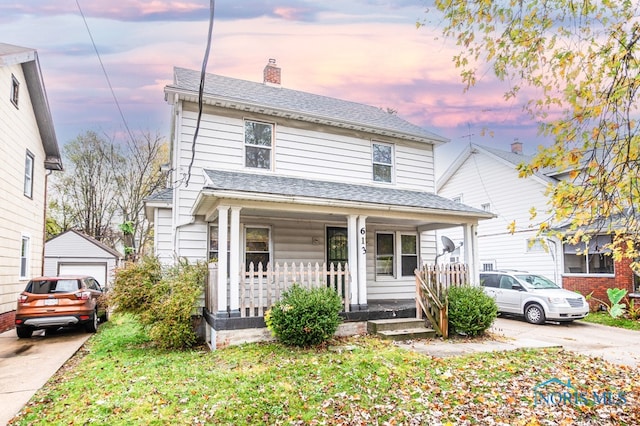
26, 279, 79, 294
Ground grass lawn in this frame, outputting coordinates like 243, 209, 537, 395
10, 314, 640, 425
580, 311, 640, 331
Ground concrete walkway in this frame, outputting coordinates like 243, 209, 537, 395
0, 327, 90, 425
396, 316, 640, 368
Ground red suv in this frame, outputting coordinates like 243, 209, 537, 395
15, 276, 107, 338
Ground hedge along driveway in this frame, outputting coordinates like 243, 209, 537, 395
10, 314, 640, 425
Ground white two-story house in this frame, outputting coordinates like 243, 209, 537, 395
145, 60, 492, 345
0, 43, 62, 332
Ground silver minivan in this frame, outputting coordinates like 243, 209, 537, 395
480, 271, 589, 324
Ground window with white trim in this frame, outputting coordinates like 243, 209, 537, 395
11, 74, 19, 108
20, 235, 30, 278
481, 203, 490, 211
244, 120, 273, 169
372, 142, 393, 182
400, 234, 418, 276
375, 232, 419, 278
24, 150, 34, 198
481, 261, 496, 271
376, 233, 394, 276
245, 226, 270, 270
452, 195, 462, 203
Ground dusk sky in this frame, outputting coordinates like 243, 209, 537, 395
2, 0, 550, 177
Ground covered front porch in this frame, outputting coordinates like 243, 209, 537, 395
191, 170, 492, 344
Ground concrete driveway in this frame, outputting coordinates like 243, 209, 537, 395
0, 327, 91, 425
490, 315, 640, 367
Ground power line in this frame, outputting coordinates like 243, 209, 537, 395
75, 0, 136, 144
185, 0, 216, 187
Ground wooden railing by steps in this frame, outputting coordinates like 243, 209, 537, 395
415, 264, 469, 338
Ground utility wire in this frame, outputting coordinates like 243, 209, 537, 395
185, 0, 216, 187
76, 0, 136, 145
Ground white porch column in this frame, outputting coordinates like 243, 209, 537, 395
216, 206, 229, 316
463, 223, 479, 285
357, 215, 368, 309
347, 215, 359, 311
229, 207, 242, 316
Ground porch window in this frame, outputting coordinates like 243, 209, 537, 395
245, 120, 273, 169
400, 234, 418, 276
563, 234, 614, 274
245, 227, 270, 270
209, 226, 230, 270
372, 142, 393, 183
376, 233, 394, 276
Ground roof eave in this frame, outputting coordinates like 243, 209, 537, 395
164, 86, 449, 145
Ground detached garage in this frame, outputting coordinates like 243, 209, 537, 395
44, 230, 122, 288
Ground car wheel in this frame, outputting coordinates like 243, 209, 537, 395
16, 326, 33, 338
525, 304, 546, 325
85, 311, 98, 333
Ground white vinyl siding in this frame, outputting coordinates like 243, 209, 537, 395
1, 62, 48, 316
177, 109, 435, 191
438, 149, 560, 282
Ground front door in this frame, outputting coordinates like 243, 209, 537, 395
326, 227, 348, 295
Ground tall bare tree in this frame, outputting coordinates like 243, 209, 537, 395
49, 130, 169, 257
114, 131, 169, 259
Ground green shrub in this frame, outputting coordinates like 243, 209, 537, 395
447, 285, 497, 337
110, 256, 163, 314
265, 284, 343, 347
111, 257, 207, 349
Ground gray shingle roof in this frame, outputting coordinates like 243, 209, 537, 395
203, 169, 488, 214
167, 67, 447, 144
146, 188, 173, 202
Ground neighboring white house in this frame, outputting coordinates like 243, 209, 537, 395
0, 43, 62, 332
44, 230, 122, 289
145, 60, 492, 344
436, 142, 563, 282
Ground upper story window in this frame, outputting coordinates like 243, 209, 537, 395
372, 142, 393, 183
481, 203, 491, 211
244, 120, 273, 169
24, 150, 34, 198
452, 195, 462, 203
11, 74, 19, 108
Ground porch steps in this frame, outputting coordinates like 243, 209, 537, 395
367, 318, 436, 341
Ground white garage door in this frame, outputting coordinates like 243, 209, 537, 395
58, 263, 108, 288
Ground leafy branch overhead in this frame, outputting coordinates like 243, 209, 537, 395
428, 0, 640, 264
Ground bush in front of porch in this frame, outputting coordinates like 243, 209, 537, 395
447, 285, 498, 337
265, 284, 342, 347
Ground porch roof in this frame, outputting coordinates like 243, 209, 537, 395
193, 169, 493, 224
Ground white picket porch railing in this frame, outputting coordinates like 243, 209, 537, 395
207, 262, 350, 318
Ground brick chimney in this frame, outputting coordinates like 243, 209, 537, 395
511, 140, 523, 154
263, 58, 281, 86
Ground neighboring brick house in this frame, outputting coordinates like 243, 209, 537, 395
0, 43, 62, 332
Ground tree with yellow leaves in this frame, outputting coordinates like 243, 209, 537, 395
426, 0, 640, 267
